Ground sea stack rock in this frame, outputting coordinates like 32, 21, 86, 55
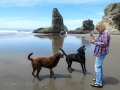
51, 8, 64, 33
68, 19, 94, 34
99, 3, 120, 34
33, 8, 68, 34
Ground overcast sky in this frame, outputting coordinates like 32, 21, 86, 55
0, 0, 119, 30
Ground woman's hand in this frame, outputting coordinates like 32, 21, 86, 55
89, 39, 96, 44
90, 34, 96, 40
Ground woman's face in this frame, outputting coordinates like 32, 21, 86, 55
96, 27, 104, 33
96, 24, 105, 33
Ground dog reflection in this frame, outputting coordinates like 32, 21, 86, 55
32, 78, 57, 90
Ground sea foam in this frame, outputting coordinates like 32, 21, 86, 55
0, 30, 33, 35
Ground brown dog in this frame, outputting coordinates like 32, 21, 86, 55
28, 53, 64, 80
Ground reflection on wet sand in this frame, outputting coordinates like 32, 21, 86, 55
32, 74, 72, 90
75, 36, 90, 46
62, 75, 86, 90
34, 34, 65, 54
32, 78, 57, 90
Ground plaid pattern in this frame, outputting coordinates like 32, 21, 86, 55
94, 30, 110, 56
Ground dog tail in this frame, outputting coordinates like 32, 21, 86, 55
28, 53, 33, 61
59, 48, 67, 56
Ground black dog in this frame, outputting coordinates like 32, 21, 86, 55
60, 45, 86, 75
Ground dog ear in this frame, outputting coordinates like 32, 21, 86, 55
54, 53, 60, 57
54, 53, 57, 57
57, 53, 60, 56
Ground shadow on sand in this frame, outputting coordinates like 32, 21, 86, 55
38, 74, 72, 81
104, 76, 119, 85
71, 69, 93, 75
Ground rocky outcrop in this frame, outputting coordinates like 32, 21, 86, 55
98, 3, 120, 34
68, 19, 94, 34
33, 27, 51, 33
82, 19, 94, 30
33, 8, 68, 34
51, 8, 64, 33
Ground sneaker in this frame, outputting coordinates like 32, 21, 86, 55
93, 78, 96, 81
91, 82, 103, 88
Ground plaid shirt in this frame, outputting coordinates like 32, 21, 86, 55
94, 30, 110, 56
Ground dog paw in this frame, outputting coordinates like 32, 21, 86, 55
53, 77, 56, 80
38, 78, 42, 81
71, 68, 75, 71
68, 69, 73, 73
50, 75, 52, 78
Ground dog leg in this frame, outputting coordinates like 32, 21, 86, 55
50, 69, 52, 78
32, 65, 36, 77
36, 67, 42, 80
66, 58, 73, 73
32, 70, 36, 77
50, 68, 56, 79
81, 63, 86, 75
83, 62, 87, 72
68, 63, 73, 73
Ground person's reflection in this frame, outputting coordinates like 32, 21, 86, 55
34, 34, 65, 54
75, 36, 90, 46
81, 37, 90, 46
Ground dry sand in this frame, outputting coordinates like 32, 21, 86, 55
0, 34, 120, 90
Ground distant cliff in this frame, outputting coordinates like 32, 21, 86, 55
93, 2, 120, 35
33, 8, 68, 34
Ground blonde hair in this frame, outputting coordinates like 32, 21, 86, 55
96, 23, 106, 31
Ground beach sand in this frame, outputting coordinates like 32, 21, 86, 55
0, 34, 120, 90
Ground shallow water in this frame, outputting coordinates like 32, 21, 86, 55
0, 34, 119, 90
0, 33, 93, 59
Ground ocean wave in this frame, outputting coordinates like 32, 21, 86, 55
0, 30, 33, 35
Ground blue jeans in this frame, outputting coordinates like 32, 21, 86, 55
95, 54, 106, 86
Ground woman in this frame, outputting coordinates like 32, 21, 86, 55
89, 23, 110, 88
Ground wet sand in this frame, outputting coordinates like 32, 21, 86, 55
0, 34, 120, 90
